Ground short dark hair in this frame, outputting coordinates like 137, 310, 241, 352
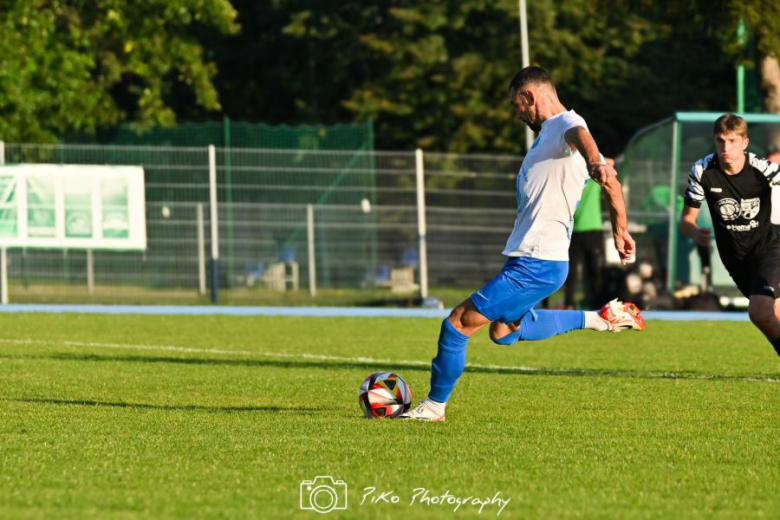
713, 113, 748, 138
508, 66, 555, 92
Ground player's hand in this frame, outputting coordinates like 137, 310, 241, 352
588, 163, 617, 185
613, 231, 636, 265
694, 228, 711, 247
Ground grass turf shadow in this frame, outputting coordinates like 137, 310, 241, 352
5, 396, 323, 414
1, 352, 779, 384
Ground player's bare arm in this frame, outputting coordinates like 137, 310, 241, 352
564, 126, 616, 185
564, 125, 633, 262
601, 172, 635, 264
679, 206, 711, 247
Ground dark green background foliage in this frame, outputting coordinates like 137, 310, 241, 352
0, 0, 238, 142
209, 0, 746, 155
2, 1, 780, 154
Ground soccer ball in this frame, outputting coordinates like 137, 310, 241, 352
358, 372, 412, 419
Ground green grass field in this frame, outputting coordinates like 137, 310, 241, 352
0, 313, 778, 519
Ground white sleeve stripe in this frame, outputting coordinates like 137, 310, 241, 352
766, 163, 780, 186
687, 188, 704, 199
748, 153, 780, 186
684, 155, 710, 202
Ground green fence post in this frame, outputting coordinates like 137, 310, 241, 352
737, 19, 746, 113
666, 119, 682, 294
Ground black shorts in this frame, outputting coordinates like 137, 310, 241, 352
727, 250, 780, 299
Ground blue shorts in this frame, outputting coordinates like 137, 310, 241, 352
470, 257, 568, 324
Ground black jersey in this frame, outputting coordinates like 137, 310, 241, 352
683, 152, 780, 269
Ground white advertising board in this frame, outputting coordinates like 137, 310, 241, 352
0, 164, 146, 250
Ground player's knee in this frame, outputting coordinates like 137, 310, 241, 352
748, 302, 774, 330
447, 311, 468, 334
489, 324, 521, 345
447, 301, 469, 324
490, 332, 516, 346
447, 299, 484, 335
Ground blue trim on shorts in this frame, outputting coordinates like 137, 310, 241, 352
470, 256, 568, 324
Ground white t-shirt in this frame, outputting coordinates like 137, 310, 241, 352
502, 110, 591, 260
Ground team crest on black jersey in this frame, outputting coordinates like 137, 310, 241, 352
739, 197, 760, 219
716, 198, 740, 221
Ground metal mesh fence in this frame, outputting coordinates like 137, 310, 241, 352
67, 119, 374, 151
0, 143, 523, 304
218, 147, 380, 290
424, 153, 518, 286
3, 144, 210, 302
9, 113, 775, 304
619, 118, 675, 282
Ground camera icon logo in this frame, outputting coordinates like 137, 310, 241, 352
299, 476, 348, 514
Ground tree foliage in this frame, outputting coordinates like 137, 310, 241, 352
6, 1, 780, 154
645, 0, 780, 115
0, 0, 238, 142
229, 0, 735, 155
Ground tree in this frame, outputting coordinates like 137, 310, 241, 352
614, 0, 780, 147
271, 0, 735, 155
15, 1, 747, 155
687, 1, 780, 145
626, 1, 780, 109
0, 0, 238, 142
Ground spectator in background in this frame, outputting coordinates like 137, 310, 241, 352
767, 144, 780, 237
562, 159, 608, 309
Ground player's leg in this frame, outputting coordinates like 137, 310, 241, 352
488, 259, 644, 345
486, 257, 573, 344
398, 298, 491, 421
734, 256, 780, 356
401, 257, 546, 421
775, 299, 780, 356
489, 298, 644, 344
748, 295, 780, 356
489, 309, 585, 343
428, 297, 490, 402
748, 295, 780, 336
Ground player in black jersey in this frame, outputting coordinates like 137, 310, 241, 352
681, 114, 780, 357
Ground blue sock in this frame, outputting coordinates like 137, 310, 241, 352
428, 319, 469, 403
494, 310, 585, 344
518, 310, 585, 341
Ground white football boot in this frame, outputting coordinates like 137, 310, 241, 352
597, 298, 646, 332
397, 399, 446, 422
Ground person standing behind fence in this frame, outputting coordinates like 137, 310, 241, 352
563, 174, 604, 309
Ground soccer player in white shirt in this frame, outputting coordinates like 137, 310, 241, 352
400, 66, 644, 422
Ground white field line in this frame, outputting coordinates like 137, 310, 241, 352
1, 337, 778, 384
62, 341, 254, 356
0, 338, 47, 345
0, 338, 254, 356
